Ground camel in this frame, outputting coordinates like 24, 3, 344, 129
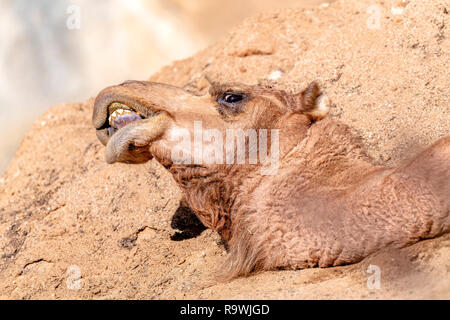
92, 79, 450, 278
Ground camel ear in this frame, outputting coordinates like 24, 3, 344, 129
292, 81, 330, 120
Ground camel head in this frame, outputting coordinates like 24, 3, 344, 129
93, 79, 329, 240
92, 80, 330, 173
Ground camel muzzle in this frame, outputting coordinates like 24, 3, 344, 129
92, 81, 178, 163
93, 82, 162, 144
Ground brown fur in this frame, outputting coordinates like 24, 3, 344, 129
93, 80, 450, 278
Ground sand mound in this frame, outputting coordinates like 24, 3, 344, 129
0, 0, 449, 299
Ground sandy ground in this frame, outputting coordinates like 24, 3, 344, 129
0, 0, 449, 299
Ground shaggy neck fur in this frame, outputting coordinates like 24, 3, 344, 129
175, 119, 449, 278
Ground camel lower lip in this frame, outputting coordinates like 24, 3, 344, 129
104, 111, 171, 164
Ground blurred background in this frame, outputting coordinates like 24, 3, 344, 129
0, 0, 331, 174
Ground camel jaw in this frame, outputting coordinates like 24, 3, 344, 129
104, 111, 172, 164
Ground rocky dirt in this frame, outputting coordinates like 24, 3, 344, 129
0, 0, 449, 299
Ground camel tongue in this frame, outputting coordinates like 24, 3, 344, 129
109, 109, 142, 130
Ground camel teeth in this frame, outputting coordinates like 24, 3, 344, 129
109, 110, 119, 125
109, 108, 140, 126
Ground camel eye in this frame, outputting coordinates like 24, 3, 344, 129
217, 91, 247, 116
220, 93, 244, 104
